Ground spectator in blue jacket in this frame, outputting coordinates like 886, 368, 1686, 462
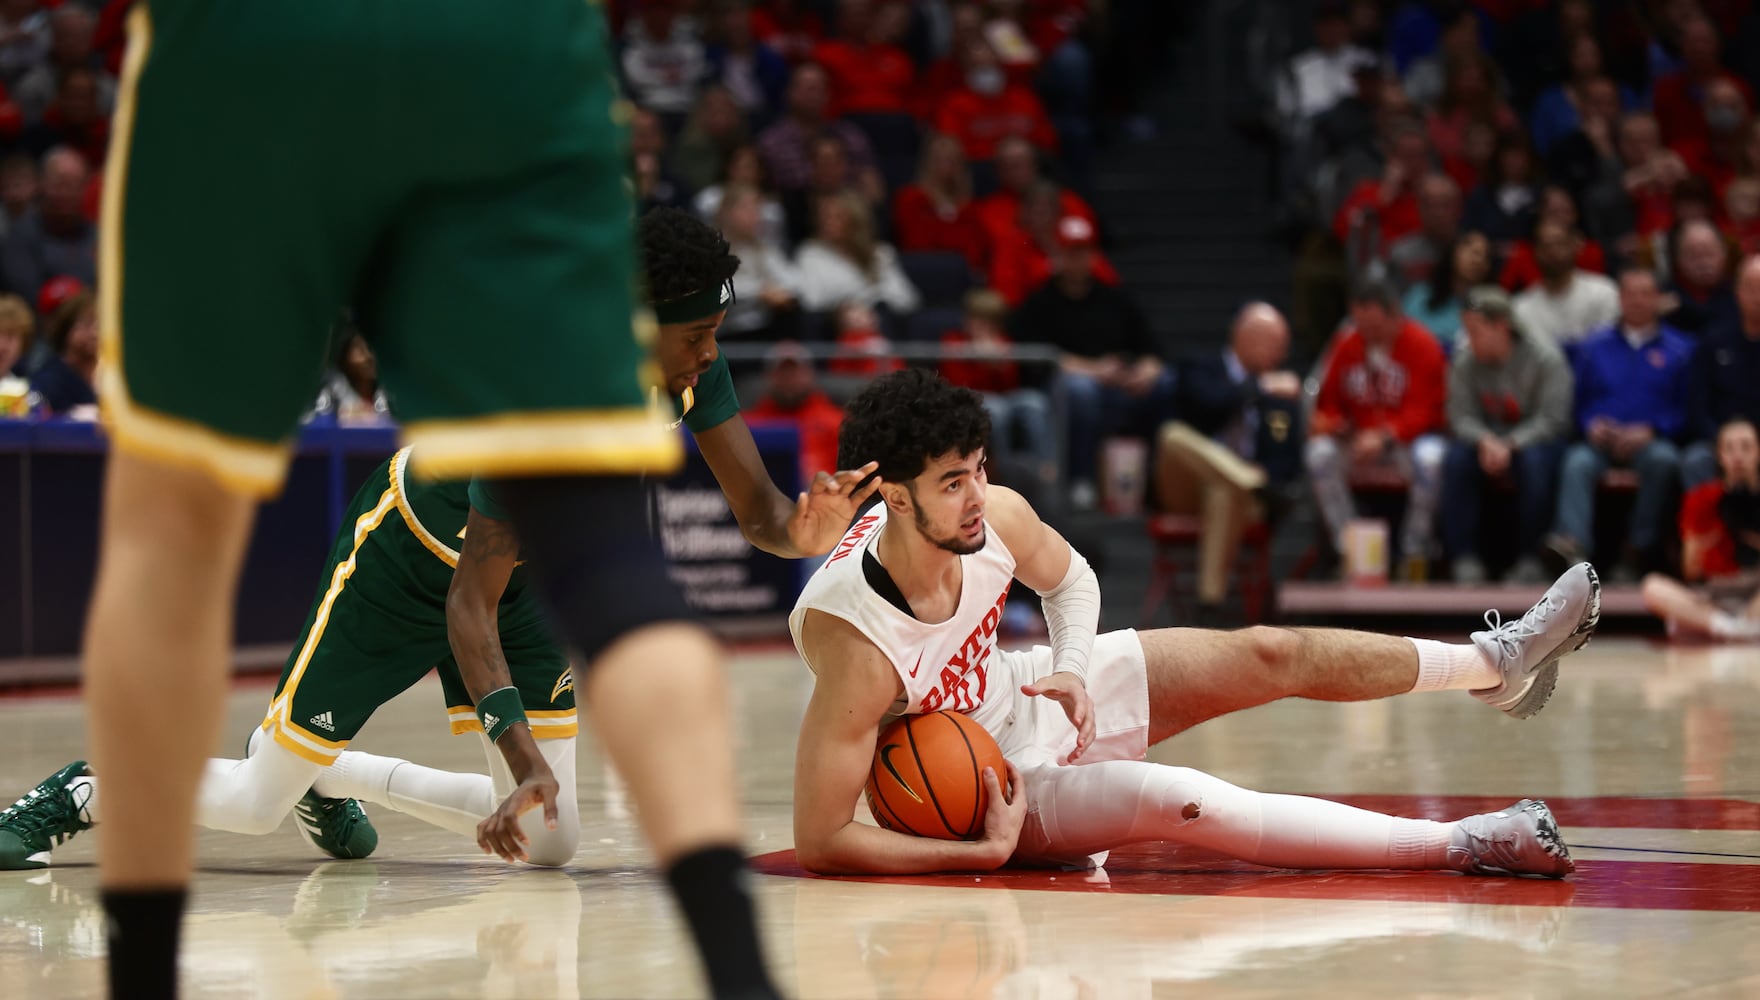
1684, 254, 1760, 487
1543, 268, 1693, 581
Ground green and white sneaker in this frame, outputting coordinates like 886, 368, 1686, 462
293, 790, 378, 860
0, 761, 95, 870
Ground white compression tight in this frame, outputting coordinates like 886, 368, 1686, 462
1017, 760, 1454, 870
78, 728, 582, 867
312, 735, 582, 867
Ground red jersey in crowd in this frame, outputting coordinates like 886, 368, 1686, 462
986, 231, 1118, 306
974, 186, 1095, 247
1680, 481, 1743, 580
1653, 70, 1755, 147
892, 185, 988, 267
814, 38, 915, 115
933, 84, 1058, 161
1332, 178, 1421, 248
746, 391, 845, 486
1311, 318, 1448, 442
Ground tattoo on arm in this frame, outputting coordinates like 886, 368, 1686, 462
466, 516, 521, 562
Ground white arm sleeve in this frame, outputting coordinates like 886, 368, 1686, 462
1034, 543, 1100, 685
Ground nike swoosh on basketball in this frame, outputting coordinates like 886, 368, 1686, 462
877, 744, 924, 803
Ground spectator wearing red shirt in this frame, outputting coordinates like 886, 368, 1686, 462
1641, 417, 1760, 640
1305, 278, 1449, 574
931, 39, 1058, 163
914, 2, 986, 118
1498, 186, 1606, 292
1653, 13, 1755, 149
743, 341, 845, 485
1333, 120, 1433, 251
748, 0, 824, 64
1672, 77, 1751, 201
938, 287, 1056, 491
892, 132, 987, 268
974, 136, 1096, 246
813, 0, 915, 116
988, 189, 1118, 306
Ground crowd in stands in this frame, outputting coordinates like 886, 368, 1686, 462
1261, 0, 1760, 612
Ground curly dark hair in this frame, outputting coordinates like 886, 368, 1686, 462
638, 206, 740, 303
838, 368, 991, 485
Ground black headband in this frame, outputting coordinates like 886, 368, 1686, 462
652, 280, 734, 324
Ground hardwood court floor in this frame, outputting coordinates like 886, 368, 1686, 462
2, 636, 1758, 998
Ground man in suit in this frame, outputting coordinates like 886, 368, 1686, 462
1153, 303, 1305, 618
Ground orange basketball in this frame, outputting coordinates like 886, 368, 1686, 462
864, 710, 1009, 840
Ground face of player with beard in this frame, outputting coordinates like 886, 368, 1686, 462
901, 449, 989, 555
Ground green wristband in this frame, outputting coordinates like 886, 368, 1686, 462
476, 686, 527, 743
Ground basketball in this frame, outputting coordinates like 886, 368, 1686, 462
864, 710, 1009, 840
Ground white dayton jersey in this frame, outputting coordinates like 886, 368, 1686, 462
789, 504, 1018, 733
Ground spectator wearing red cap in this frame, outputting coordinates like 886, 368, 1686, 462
891, 132, 987, 268
3, 147, 94, 303
974, 136, 1096, 248
988, 189, 1118, 306
1010, 215, 1168, 508
931, 37, 1058, 163
813, 0, 914, 116
29, 287, 95, 414
743, 341, 845, 483
36, 273, 81, 318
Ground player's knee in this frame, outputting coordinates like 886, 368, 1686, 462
1151, 767, 1211, 825
1640, 573, 1673, 610
518, 812, 581, 868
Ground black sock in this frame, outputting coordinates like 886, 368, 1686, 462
665, 846, 778, 1000
102, 888, 186, 1000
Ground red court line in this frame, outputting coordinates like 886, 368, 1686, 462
752, 848, 1760, 912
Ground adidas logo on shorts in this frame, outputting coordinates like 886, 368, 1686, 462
309, 712, 336, 733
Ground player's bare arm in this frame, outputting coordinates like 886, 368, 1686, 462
793, 609, 1026, 875
695, 414, 880, 558
986, 486, 1100, 758
446, 506, 559, 862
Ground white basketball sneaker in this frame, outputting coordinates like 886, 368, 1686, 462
1447, 799, 1575, 878
1471, 562, 1600, 719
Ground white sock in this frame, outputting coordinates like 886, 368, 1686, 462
1406, 637, 1500, 692
1710, 612, 1760, 641
316, 751, 497, 839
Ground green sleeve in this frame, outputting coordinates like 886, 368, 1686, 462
682, 354, 739, 434
466, 477, 509, 519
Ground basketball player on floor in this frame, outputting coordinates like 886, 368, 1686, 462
5, 209, 871, 883
785, 369, 1596, 878
92, 5, 787, 975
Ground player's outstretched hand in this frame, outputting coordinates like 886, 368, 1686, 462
1022, 671, 1096, 763
976, 760, 1027, 868
477, 773, 561, 863
787, 460, 882, 556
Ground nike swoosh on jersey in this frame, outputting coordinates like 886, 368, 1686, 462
909, 651, 924, 678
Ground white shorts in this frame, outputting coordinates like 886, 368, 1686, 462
987, 629, 1150, 769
